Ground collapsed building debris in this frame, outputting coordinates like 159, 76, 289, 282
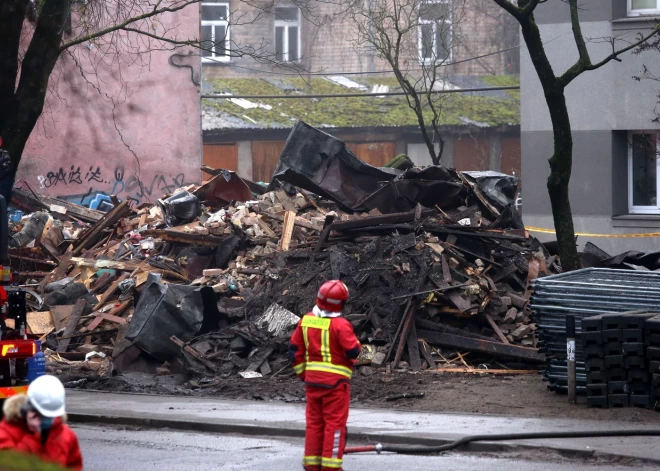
7, 122, 556, 387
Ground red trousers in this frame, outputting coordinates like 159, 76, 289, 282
303, 383, 350, 471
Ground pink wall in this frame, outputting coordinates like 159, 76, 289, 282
17, 5, 201, 206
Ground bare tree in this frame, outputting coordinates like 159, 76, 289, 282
635, 34, 660, 124
346, 0, 467, 165
0, 0, 319, 199
491, 0, 660, 271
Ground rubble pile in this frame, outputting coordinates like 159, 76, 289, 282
6, 122, 555, 385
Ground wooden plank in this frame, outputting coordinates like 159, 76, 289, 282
278, 210, 296, 251
81, 301, 131, 333
274, 189, 297, 212
418, 340, 436, 369
485, 314, 510, 345
331, 209, 434, 232
57, 298, 87, 352
170, 336, 217, 370
39, 254, 72, 293
299, 189, 327, 215
11, 188, 104, 223
95, 313, 128, 325
93, 273, 128, 310
70, 257, 141, 272
262, 212, 321, 232
50, 305, 75, 331
393, 303, 415, 368
83, 316, 104, 333
417, 329, 545, 363
255, 216, 277, 237
430, 368, 537, 375
245, 348, 275, 372
26, 312, 54, 335
406, 320, 422, 371
458, 172, 501, 217
73, 200, 131, 256
142, 229, 224, 247
441, 254, 452, 284
415, 318, 494, 342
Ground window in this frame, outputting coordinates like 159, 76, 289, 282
628, 0, 660, 15
418, 0, 451, 64
202, 2, 230, 62
628, 132, 660, 213
274, 6, 300, 62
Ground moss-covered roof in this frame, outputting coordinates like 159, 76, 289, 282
202, 75, 519, 131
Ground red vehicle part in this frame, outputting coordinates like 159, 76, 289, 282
0, 340, 36, 359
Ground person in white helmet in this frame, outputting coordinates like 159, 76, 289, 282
0, 375, 82, 470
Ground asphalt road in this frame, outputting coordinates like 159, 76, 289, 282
74, 424, 655, 471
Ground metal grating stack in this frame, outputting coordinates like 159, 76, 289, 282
581, 312, 658, 408
530, 268, 660, 394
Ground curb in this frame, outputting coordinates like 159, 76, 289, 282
67, 412, 660, 465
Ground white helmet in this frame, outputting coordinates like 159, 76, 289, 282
27, 375, 66, 418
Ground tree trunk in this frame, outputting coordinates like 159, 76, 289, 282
544, 86, 581, 271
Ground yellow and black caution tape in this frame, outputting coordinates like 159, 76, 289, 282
526, 226, 660, 238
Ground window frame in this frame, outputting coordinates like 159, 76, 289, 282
274, 6, 301, 63
628, 131, 660, 214
417, 0, 452, 65
201, 2, 230, 63
628, 0, 660, 16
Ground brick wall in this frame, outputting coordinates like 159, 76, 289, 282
203, 0, 518, 80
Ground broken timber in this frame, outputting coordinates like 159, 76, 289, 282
142, 229, 225, 247
417, 330, 545, 363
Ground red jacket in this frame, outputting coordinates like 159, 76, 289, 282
38, 418, 83, 471
289, 312, 361, 388
0, 394, 82, 470
0, 395, 40, 455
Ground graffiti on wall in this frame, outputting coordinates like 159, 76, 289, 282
37, 164, 193, 207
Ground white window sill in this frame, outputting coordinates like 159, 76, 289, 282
612, 16, 660, 29
202, 58, 231, 64
612, 214, 660, 228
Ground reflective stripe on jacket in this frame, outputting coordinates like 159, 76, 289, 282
289, 313, 361, 388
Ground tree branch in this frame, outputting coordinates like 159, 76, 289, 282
559, 23, 660, 87
519, 0, 543, 17
0, 0, 30, 135
10, 0, 71, 163
490, 0, 522, 19
59, 0, 202, 51
568, 0, 590, 65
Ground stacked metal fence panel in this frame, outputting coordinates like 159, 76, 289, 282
530, 268, 660, 394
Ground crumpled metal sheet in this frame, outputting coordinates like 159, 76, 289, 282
194, 170, 253, 209
125, 273, 207, 361
268, 121, 400, 211
269, 121, 521, 219
360, 166, 465, 213
462, 171, 519, 210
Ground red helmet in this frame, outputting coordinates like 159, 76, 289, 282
316, 280, 349, 312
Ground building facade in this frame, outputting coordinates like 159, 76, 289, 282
201, 0, 521, 178
521, 0, 660, 253
16, 5, 202, 206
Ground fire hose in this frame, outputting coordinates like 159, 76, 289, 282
344, 429, 660, 455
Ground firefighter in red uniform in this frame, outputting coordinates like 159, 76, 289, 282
289, 280, 361, 471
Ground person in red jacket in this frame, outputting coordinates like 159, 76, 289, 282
0, 376, 82, 470
0, 393, 40, 454
289, 280, 361, 471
